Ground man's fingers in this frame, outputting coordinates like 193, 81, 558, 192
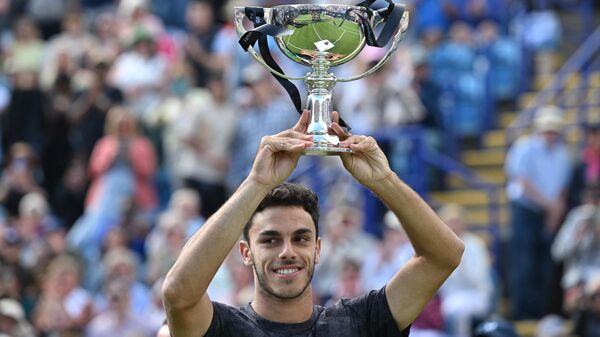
275, 129, 313, 141
292, 110, 310, 132
261, 135, 312, 152
340, 135, 374, 151
331, 111, 351, 140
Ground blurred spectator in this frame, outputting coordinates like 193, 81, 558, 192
67, 106, 157, 264
411, 294, 448, 337
326, 258, 363, 305
226, 66, 296, 192
505, 105, 572, 319
573, 272, 600, 337
476, 19, 521, 104
86, 278, 154, 337
40, 12, 99, 90
109, 28, 168, 120
145, 211, 187, 284
0, 230, 35, 303
0, 297, 35, 337
568, 123, 600, 209
164, 72, 236, 217
116, 0, 164, 46
360, 211, 413, 291
69, 61, 124, 160
314, 205, 376, 300
2, 69, 45, 154
552, 183, 600, 313
438, 204, 494, 337
50, 158, 87, 230
3, 17, 44, 74
430, 21, 486, 139
166, 188, 204, 238
444, 0, 490, 27
41, 74, 75, 199
89, 12, 121, 63
95, 247, 151, 316
32, 254, 93, 336
0, 143, 45, 220
26, 0, 74, 40
184, 0, 226, 88
16, 192, 63, 269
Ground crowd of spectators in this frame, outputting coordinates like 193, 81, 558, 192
0, 0, 597, 336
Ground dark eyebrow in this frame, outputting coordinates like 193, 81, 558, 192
257, 230, 281, 238
293, 228, 313, 237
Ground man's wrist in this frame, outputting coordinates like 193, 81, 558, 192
240, 176, 275, 196
366, 170, 397, 193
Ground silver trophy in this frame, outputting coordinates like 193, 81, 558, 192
235, 3, 409, 155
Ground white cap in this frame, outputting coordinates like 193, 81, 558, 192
0, 298, 25, 321
533, 105, 564, 133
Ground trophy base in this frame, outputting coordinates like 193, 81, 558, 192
303, 146, 352, 156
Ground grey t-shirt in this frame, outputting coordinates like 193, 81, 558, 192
203, 287, 410, 337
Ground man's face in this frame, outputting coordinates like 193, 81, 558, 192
241, 206, 320, 301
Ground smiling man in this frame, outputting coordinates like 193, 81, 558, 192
162, 111, 464, 337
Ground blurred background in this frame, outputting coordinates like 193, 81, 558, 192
0, 0, 599, 336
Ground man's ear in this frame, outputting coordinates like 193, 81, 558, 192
239, 240, 253, 266
314, 237, 321, 265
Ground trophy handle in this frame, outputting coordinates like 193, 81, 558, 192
337, 10, 410, 83
234, 8, 306, 81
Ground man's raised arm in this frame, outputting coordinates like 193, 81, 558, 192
162, 112, 312, 337
332, 117, 464, 331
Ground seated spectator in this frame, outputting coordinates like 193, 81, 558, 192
573, 272, 600, 337
145, 211, 187, 284
476, 20, 521, 103
360, 211, 413, 291
32, 254, 93, 336
438, 204, 494, 337
313, 205, 376, 300
94, 247, 151, 316
86, 278, 155, 337
0, 143, 45, 220
0, 298, 35, 337
3, 17, 44, 74
552, 183, 600, 313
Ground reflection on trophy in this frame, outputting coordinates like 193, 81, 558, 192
235, 2, 409, 155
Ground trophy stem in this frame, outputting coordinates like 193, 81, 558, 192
303, 56, 351, 156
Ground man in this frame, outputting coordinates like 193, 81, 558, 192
162, 110, 464, 336
505, 105, 572, 319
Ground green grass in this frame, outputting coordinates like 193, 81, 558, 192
280, 14, 364, 63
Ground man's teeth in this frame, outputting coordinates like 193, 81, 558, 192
276, 268, 298, 275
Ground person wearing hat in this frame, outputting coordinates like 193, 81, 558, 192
0, 298, 35, 337
504, 105, 572, 319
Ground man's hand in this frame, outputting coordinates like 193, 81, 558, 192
330, 111, 393, 188
248, 110, 312, 189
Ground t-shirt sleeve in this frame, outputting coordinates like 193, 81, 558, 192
202, 302, 240, 337
340, 286, 410, 337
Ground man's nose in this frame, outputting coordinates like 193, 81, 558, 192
278, 240, 298, 259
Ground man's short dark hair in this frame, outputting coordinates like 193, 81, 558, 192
243, 183, 319, 243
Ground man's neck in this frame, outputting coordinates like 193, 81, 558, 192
251, 288, 314, 323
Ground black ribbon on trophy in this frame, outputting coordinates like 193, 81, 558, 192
238, 0, 405, 130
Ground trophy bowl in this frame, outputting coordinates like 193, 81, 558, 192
272, 5, 368, 67
235, 3, 409, 156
